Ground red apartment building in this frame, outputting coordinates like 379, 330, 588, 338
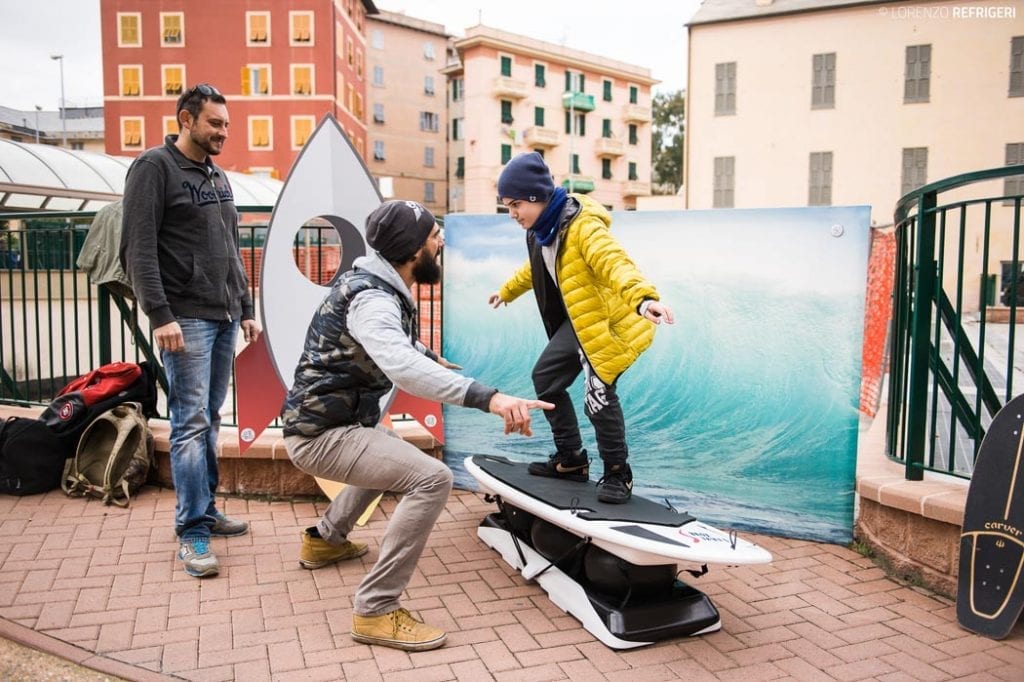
100, 0, 378, 178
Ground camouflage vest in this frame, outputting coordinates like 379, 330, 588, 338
281, 270, 417, 437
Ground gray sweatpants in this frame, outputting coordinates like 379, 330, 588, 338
284, 425, 453, 616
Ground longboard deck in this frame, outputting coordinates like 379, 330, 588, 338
466, 455, 771, 567
957, 393, 1024, 639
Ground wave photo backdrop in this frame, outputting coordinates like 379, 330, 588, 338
441, 206, 871, 544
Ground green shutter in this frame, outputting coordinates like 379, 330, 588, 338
534, 106, 544, 126
501, 144, 512, 165
603, 80, 612, 101
629, 86, 638, 104
602, 119, 611, 138
535, 64, 545, 87
565, 70, 572, 91
501, 56, 512, 77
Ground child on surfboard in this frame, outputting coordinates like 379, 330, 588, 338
488, 152, 674, 504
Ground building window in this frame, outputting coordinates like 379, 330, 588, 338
246, 11, 270, 46
420, 112, 439, 132
162, 65, 184, 96
812, 53, 836, 109
424, 75, 435, 96
160, 12, 184, 46
501, 144, 512, 165
602, 119, 612, 139
534, 107, 544, 127
424, 146, 434, 167
249, 116, 273, 149
808, 151, 833, 206
163, 116, 177, 136
346, 83, 354, 112
500, 55, 512, 77
371, 29, 384, 49
373, 66, 384, 87
603, 80, 613, 102
117, 13, 141, 47
713, 156, 735, 208
292, 65, 313, 95
629, 85, 638, 104
500, 100, 513, 124
565, 70, 584, 92
373, 103, 385, 123
292, 116, 315, 149
120, 117, 143, 150
901, 147, 928, 195
452, 78, 462, 101
290, 11, 313, 45
424, 182, 435, 203
564, 111, 585, 136
347, 37, 354, 67
242, 65, 271, 95
424, 42, 435, 60
535, 64, 546, 87
571, 154, 580, 174
602, 158, 612, 180
1004, 143, 1024, 200
356, 48, 363, 80
452, 118, 463, 140
904, 44, 931, 103
119, 65, 142, 96
628, 161, 639, 181
715, 62, 736, 115
628, 124, 638, 145
373, 140, 385, 160
1011, 37, 1024, 97
353, 92, 363, 119
455, 156, 465, 178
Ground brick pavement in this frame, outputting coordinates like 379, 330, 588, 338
1, 486, 1022, 681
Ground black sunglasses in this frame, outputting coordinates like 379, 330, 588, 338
177, 83, 222, 115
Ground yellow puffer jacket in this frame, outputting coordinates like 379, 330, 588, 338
498, 195, 659, 384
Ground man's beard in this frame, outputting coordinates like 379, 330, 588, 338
190, 128, 223, 156
412, 249, 442, 285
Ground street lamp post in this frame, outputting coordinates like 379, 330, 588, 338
563, 88, 576, 193
50, 54, 67, 147
33, 106, 41, 144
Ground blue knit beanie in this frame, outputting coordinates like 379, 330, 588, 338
498, 152, 555, 203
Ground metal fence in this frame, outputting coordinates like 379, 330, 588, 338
888, 166, 1024, 480
0, 208, 442, 425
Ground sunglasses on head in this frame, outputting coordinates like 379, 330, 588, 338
189, 83, 220, 97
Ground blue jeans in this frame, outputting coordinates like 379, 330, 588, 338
162, 318, 239, 541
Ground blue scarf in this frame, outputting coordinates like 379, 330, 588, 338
530, 187, 568, 247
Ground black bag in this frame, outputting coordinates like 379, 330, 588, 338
40, 361, 159, 459
0, 416, 66, 496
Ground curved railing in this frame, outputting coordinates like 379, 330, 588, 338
888, 166, 1024, 479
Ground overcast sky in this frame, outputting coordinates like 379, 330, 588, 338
0, 0, 702, 112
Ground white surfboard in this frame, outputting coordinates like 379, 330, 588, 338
465, 455, 772, 568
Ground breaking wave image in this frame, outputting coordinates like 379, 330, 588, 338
440, 207, 870, 544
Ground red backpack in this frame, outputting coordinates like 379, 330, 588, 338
57, 362, 141, 406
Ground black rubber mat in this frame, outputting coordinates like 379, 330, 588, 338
472, 454, 695, 527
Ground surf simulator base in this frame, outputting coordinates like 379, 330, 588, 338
478, 502, 721, 649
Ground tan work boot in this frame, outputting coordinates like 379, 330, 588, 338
351, 608, 447, 651
299, 530, 369, 569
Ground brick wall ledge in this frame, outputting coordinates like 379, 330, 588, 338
0, 404, 440, 499
855, 401, 967, 598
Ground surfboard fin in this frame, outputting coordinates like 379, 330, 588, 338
683, 564, 709, 579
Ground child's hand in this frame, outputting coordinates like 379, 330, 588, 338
644, 301, 675, 325
488, 292, 506, 308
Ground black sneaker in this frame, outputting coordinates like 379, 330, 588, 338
528, 449, 589, 482
596, 463, 633, 504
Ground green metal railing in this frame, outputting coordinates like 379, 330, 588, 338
0, 208, 442, 425
888, 166, 1024, 480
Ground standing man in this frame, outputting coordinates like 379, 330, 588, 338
120, 84, 261, 578
283, 200, 552, 651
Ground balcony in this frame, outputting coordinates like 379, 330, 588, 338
561, 176, 595, 193
524, 126, 560, 148
492, 76, 528, 99
623, 180, 651, 197
594, 137, 625, 157
623, 104, 652, 123
561, 91, 595, 112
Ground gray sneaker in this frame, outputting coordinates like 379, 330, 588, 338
178, 538, 220, 578
210, 511, 249, 537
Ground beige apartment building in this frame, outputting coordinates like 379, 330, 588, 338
685, 0, 1024, 305
366, 11, 451, 215
443, 25, 657, 213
